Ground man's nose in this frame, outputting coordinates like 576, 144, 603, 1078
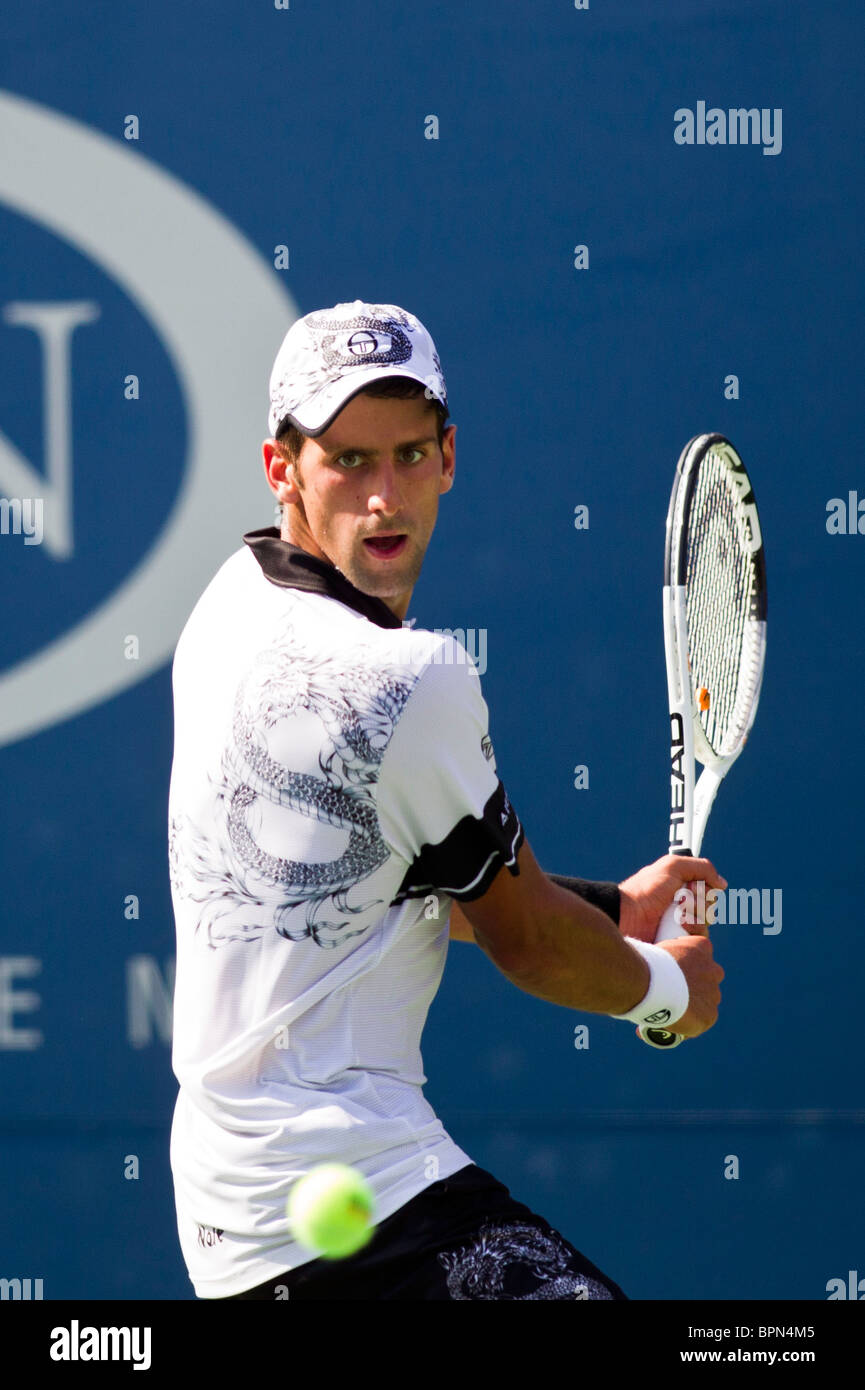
367, 464, 403, 514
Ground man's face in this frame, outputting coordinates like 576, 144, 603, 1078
264, 392, 456, 620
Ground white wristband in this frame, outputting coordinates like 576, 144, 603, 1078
611, 939, 689, 1029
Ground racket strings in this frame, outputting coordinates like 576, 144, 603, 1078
685, 447, 758, 756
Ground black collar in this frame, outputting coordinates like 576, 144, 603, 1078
242, 527, 404, 630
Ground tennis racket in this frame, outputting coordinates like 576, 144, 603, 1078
638, 434, 767, 1049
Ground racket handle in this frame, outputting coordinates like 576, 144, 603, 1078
654, 897, 686, 942
637, 898, 687, 1048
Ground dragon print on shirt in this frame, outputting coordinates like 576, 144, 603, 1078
169, 620, 418, 950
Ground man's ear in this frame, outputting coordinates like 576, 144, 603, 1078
263, 439, 301, 504
440, 423, 456, 493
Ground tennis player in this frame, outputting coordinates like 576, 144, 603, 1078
167, 300, 725, 1301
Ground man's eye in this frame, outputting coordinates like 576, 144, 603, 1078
335, 448, 424, 468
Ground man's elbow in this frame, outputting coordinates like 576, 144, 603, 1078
447, 901, 478, 943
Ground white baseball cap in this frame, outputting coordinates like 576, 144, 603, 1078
267, 300, 448, 438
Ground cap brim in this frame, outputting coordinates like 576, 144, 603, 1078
280, 368, 445, 438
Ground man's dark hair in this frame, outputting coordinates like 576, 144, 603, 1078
274, 375, 450, 477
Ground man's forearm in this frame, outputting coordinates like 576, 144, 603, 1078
489, 880, 650, 1016
449, 874, 620, 944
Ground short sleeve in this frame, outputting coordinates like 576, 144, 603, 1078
376, 637, 524, 902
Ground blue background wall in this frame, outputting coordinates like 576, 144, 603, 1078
1, 0, 862, 1300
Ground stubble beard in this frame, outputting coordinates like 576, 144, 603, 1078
342, 534, 425, 600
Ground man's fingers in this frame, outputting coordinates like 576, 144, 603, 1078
666, 855, 727, 890
675, 878, 715, 935
681, 907, 709, 938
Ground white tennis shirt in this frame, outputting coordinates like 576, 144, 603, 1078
168, 528, 524, 1297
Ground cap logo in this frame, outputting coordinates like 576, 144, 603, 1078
317, 313, 413, 372
346, 330, 381, 356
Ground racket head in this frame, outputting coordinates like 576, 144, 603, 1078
667, 434, 767, 774
641, 436, 767, 1053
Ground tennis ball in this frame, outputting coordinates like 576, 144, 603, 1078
287, 1163, 376, 1259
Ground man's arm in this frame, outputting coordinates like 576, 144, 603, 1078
450, 858, 726, 943
449, 873, 619, 940
448, 900, 478, 941
450, 840, 648, 1015
449, 838, 724, 1035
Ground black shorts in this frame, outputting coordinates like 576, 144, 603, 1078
222, 1164, 628, 1301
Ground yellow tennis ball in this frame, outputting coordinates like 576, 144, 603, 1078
287, 1163, 376, 1259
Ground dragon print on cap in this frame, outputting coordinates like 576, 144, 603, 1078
267, 300, 448, 436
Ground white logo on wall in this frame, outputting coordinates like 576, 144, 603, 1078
0, 90, 298, 749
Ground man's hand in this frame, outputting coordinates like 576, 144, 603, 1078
618, 854, 727, 943
652, 932, 725, 1039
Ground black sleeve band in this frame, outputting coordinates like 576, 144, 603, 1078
547, 873, 621, 925
392, 780, 524, 904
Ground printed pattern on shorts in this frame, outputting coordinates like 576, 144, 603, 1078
436, 1220, 615, 1300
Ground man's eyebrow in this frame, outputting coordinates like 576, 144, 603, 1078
324, 435, 438, 458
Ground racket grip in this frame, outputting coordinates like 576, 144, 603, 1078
636, 896, 687, 1048
654, 896, 686, 942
